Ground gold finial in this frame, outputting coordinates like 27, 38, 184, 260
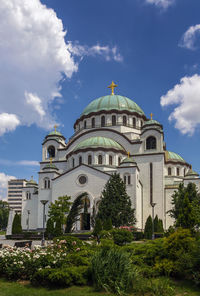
108, 81, 118, 95
50, 157, 52, 164
150, 113, 153, 120
127, 152, 130, 158
54, 124, 57, 132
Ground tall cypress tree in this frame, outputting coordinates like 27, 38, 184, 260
158, 219, 164, 233
154, 215, 159, 233
12, 213, 22, 234
96, 173, 136, 227
82, 199, 88, 230
144, 215, 153, 239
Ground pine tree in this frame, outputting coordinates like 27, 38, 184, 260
103, 217, 113, 231
65, 193, 87, 233
12, 213, 22, 234
154, 215, 159, 233
97, 173, 136, 227
144, 215, 152, 239
45, 218, 54, 239
169, 183, 200, 229
93, 218, 102, 236
82, 199, 88, 230
158, 219, 164, 233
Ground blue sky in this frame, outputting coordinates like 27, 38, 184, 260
1, 0, 200, 198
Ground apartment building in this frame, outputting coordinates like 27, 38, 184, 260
7, 179, 27, 213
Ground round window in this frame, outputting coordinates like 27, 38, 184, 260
78, 175, 87, 185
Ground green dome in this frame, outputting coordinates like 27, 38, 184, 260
74, 136, 125, 152
48, 130, 63, 137
26, 178, 37, 187
143, 119, 162, 126
185, 169, 199, 177
165, 151, 186, 163
121, 157, 136, 164
43, 163, 58, 170
82, 95, 144, 116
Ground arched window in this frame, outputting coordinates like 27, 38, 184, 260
109, 155, 113, 166
177, 167, 180, 176
184, 168, 186, 176
26, 192, 31, 200
124, 176, 126, 184
72, 158, 75, 168
88, 155, 92, 165
140, 120, 143, 127
118, 157, 121, 166
44, 178, 50, 189
92, 118, 95, 128
146, 136, 156, 150
47, 145, 55, 158
123, 116, 127, 126
82, 197, 90, 208
133, 117, 136, 128
112, 115, 116, 126
79, 156, 82, 166
84, 120, 87, 129
101, 116, 105, 127
98, 155, 102, 165
168, 167, 172, 176
124, 174, 131, 185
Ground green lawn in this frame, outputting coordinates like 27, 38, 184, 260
0, 278, 199, 296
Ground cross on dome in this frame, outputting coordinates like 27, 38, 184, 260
108, 81, 118, 95
150, 113, 153, 120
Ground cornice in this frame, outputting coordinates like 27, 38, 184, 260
66, 147, 127, 159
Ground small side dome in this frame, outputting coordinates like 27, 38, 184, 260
185, 169, 199, 178
43, 163, 59, 171
142, 119, 162, 129
165, 151, 186, 163
120, 157, 137, 167
44, 125, 66, 141
26, 177, 38, 187
48, 130, 63, 137
73, 136, 126, 153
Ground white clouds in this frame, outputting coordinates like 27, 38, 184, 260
146, 0, 175, 9
0, 173, 15, 200
180, 24, 200, 50
0, 0, 123, 136
0, 113, 20, 136
160, 74, 200, 135
68, 43, 123, 63
0, 159, 39, 166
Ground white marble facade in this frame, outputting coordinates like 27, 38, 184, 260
20, 88, 200, 231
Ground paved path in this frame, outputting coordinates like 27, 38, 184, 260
0, 235, 52, 247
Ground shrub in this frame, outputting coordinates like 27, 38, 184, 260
54, 220, 62, 237
53, 235, 83, 251
91, 247, 134, 295
93, 219, 102, 236
144, 215, 153, 239
45, 218, 54, 239
32, 266, 88, 287
103, 218, 112, 231
12, 213, 22, 234
112, 229, 133, 246
99, 230, 112, 240
133, 231, 144, 241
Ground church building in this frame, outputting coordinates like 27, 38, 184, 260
20, 82, 200, 231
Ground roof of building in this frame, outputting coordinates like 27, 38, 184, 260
165, 151, 186, 163
26, 178, 38, 187
43, 163, 59, 171
74, 136, 125, 152
185, 169, 199, 177
48, 130, 63, 137
121, 157, 136, 164
81, 95, 144, 116
143, 119, 162, 127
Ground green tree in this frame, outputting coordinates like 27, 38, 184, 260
103, 218, 112, 231
0, 201, 9, 229
82, 199, 88, 230
48, 195, 71, 229
93, 218, 102, 236
144, 215, 153, 239
54, 220, 62, 237
45, 218, 54, 239
154, 215, 159, 232
65, 193, 87, 233
12, 213, 22, 234
169, 183, 200, 229
158, 219, 164, 233
96, 173, 136, 227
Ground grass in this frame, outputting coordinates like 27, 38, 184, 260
0, 279, 114, 296
0, 231, 5, 235
0, 278, 199, 296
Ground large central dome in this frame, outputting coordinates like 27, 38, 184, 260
81, 95, 144, 116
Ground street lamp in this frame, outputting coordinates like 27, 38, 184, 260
40, 200, 48, 246
27, 210, 30, 231
151, 202, 156, 240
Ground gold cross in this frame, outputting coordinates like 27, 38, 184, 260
50, 157, 52, 164
54, 124, 57, 132
150, 113, 153, 120
127, 152, 130, 158
108, 81, 118, 95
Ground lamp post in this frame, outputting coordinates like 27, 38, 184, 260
151, 202, 156, 240
27, 210, 30, 231
40, 200, 48, 246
